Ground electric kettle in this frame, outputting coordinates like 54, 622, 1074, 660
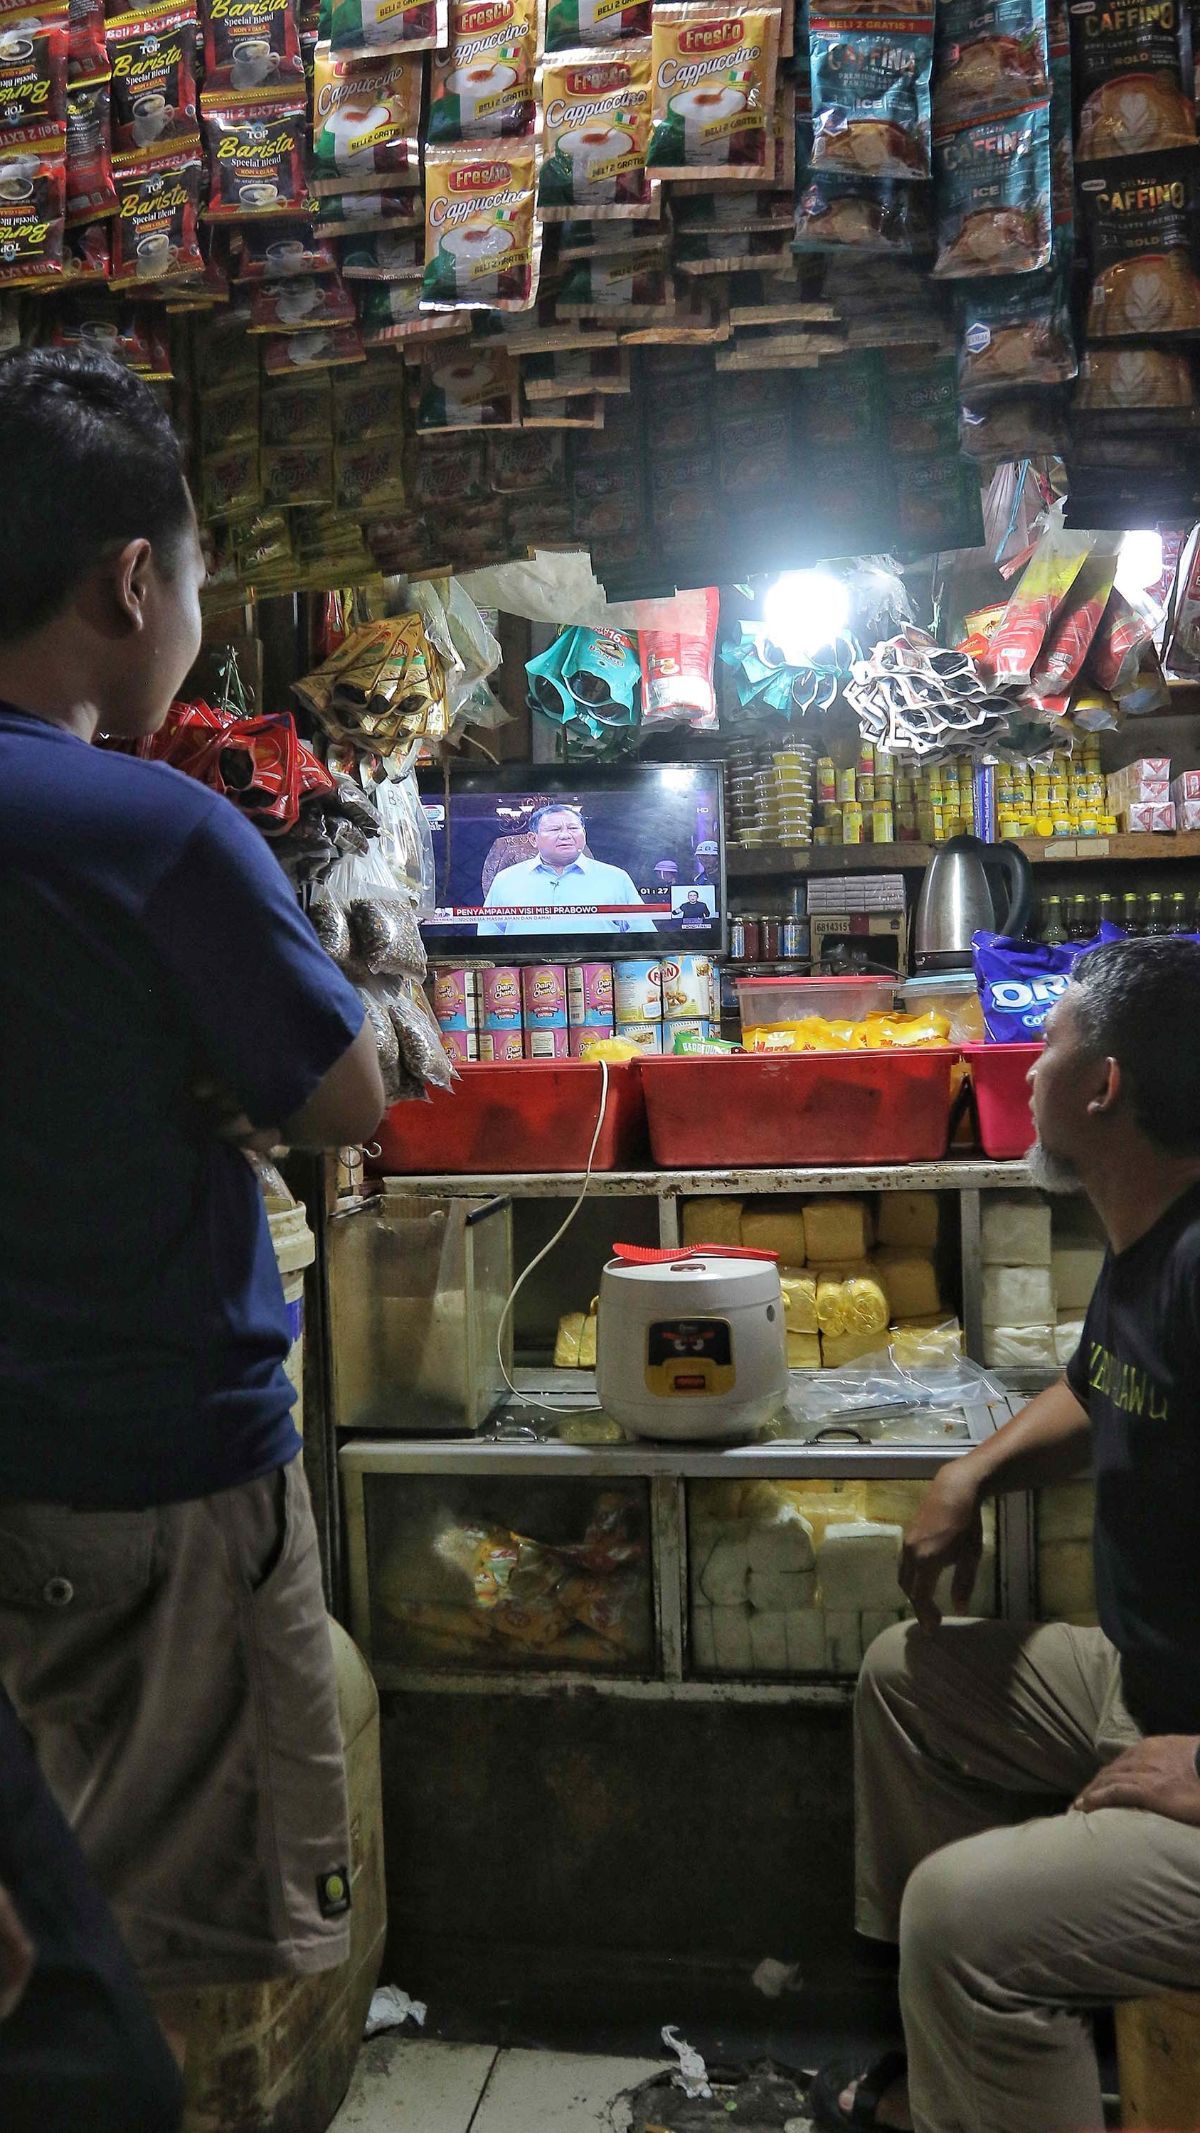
912, 835, 1034, 972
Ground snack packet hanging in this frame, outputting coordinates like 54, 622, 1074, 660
637, 586, 720, 727
977, 520, 1094, 684
537, 44, 653, 218
321, 0, 446, 57
422, 140, 541, 310
1080, 149, 1200, 337
957, 270, 1076, 391
68, 0, 106, 84
428, 0, 541, 142
60, 212, 110, 274
203, 94, 308, 218
647, 1, 781, 179
310, 45, 421, 189
1069, 0, 1194, 160
66, 75, 117, 219
933, 97, 1051, 275
109, 151, 202, 281
0, 150, 64, 280
200, 0, 304, 104
809, 11, 934, 180
934, 0, 1049, 124
0, 20, 67, 152
1029, 545, 1119, 688
545, 0, 648, 51
794, 164, 933, 249
108, 8, 198, 164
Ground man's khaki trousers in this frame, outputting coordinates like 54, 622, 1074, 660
857, 1619, 1200, 2133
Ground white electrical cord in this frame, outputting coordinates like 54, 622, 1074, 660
495, 1059, 610, 1415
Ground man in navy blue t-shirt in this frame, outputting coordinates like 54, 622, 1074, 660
0, 351, 384, 2086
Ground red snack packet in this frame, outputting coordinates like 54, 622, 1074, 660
107, 7, 198, 165
1029, 550, 1119, 693
0, 21, 68, 152
201, 0, 303, 106
0, 150, 64, 282
68, 0, 107, 81
231, 217, 336, 276
203, 93, 307, 218
66, 76, 117, 220
979, 525, 1095, 686
1085, 587, 1154, 696
108, 151, 202, 283
60, 211, 110, 273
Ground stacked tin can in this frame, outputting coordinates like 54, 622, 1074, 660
431, 956, 721, 1059
430, 966, 480, 1065
614, 955, 719, 1052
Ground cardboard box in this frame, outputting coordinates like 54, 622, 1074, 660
1119, 802, 1177, 833
1171, 770, 1200, 802
810, 911, 908, 976
1178, 799, 1200, 831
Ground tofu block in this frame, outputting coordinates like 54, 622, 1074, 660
1038, 1539, 1096, 1618
824, 1609, 864, 1672
890, 1318, 962, 1367
578, 1312, 596, 1368
1052, 1245, 1105, 1312
804, 1196, 873, 1263
553, 1313, 585, 1368
842, 1271, 890, 1333
698, 1530, 750, 1605
741, 1199, 807, 1264
982, 1323, 1058, 1368
1038, 1481, 1094, 1544
682, 1196, 743, 1248
821, 1327, 890, 1368
711, 1602, 754, 1672
981, 1263, 1055, 1326
1054, 1317, 1085, 1365
862, 1480, 925, 1526
787, 1482, 866, 1543
874, 1247, 941, 1320
691, 1603, 717, 1669
876, 1191, 940, 1250
862, 1608, 907, 1649
981, 1193, 1052, 1267
785, 1608, 828, 1670
779, 1268, 818, 1334
816, 1272, 852, 1336
745, 1509, 816, 1576
748, 1609, 790, 1673
748, 1565, 818, 1613
818, 1521, 903, 1611
787, 1331, 822, 1369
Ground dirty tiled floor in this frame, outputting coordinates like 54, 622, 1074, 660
330, 2042, 675, 2132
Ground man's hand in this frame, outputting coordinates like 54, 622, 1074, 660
899, 1464, 984, 1630
0, 1880, 34, 2020
192, 1078, 281, 1154
1075, 1738, 1200, 1827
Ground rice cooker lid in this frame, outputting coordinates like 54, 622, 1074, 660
602, 1251, 780, 1312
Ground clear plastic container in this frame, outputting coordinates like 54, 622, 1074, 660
736, 974, 896, 1039
898, 973, 985, 1043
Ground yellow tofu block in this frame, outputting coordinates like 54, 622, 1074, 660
779, 1268, 818, 1334
578, 1312, 597, 1369
876, 1191, 940, 1250
890, 1318, 962, 1367
816, 1272, 851, 1336
787, 1331, 821, 1368
841, 1273, 889, 1334
873, 1247, 941, 1320
741, 1199, 807, 1263
553, 1313, 585, 1368
804, 1196, 873, 1264
821, 1326, 891, 1368
863, 1480, 926, 1525
682, 1197, 743, 1248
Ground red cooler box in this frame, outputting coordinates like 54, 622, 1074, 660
370, 1061, 648, 1175
961, 1042, 1041, 1159
638, 1051, 955, 1168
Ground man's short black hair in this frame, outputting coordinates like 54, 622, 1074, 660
529, 803, 584, 831
1070, 937, 1200, 1154
0, 349, 191, 641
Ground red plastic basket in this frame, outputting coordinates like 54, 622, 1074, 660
961, 1042, 1041, 1159
638, 1050, 955, 1168
369, 1060, 648, 1176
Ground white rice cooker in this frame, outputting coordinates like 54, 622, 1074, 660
595, 1246, 788, 1442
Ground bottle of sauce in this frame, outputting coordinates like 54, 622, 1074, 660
1143, 892, 1168, 938
1041, 893, 1067, 946
1121, 890, 1143, 937
1169, 890, 1192, 935
1067, 893, 1095, 941
1096, 892, 1116, 932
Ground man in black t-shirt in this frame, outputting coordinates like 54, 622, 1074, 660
812, 939, 1200, 2133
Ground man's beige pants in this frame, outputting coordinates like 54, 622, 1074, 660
857, 1619, 1200, 2133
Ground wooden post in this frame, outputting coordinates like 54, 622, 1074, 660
1117, 1992, 1200, 2130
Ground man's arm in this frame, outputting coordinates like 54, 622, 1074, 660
900, 1376, 1091, 1627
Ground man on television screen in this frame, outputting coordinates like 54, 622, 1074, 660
477, 804, 659, 937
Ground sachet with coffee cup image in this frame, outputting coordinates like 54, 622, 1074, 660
422, 139, 541, 309
428, 0, 542, 143
544, 0, 649, 54
0, 151, 64, 282
261, 319, 367, 368
231, 220, 339, 277
107, 5, 198, 164
0, 19, 67, 152
309, 45, 422, 188
200, 0, 304, 104
60, 216, 112, 280
108, 150, 202, 282
537, 43, 654, 217
647, 0, 781, 177
313, 182, 421, 230
202, 92, 307, 216
248, 268, 356, 328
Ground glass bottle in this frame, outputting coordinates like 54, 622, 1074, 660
1169, 889, 1192, 934
1096, 891, 1116, 932
1041, 893, 1067, 945
1143, 891, 1168, 938
1066, 892, 1095, 941
1121, 890, 1143, 937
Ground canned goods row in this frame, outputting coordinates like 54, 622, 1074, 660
429, 957, 721, 1060
728, 916, 811, 963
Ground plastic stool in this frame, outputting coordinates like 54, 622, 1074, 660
1116, 1991, 1200, 2130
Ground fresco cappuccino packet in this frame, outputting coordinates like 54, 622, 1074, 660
422, 139, 541, 309
647, 0, 781, 178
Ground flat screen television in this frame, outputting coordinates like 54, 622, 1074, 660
419, 763, 725, 961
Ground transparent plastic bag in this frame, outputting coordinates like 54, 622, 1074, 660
324, 834, 428, 975
792, 1347, 1008, 1427
375, 772, 435, 915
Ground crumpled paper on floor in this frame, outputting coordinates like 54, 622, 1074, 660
364, 1985, 428, 2037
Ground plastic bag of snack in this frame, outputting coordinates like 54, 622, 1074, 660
309, 45, 422, 189
422, 141, 541, 311
977, 518, 1095, 684
203, 93, 308, 219
1069, 0, 1194, 160
109, 152, 202, 283
1029, 545, 1119, 689
636, 585, 719, 727
1085, 586, 1153, 695
537, 44, 654, 218
933, 97, 1052, 276
935, 0, 1049, 124
390, 980, 454, 1088
66, 76, 117, 219
647, 0, 781, 180
428, 0, 541, 141
794, 163, 933, 249
108, 7, 198, 165
545, 0, 647, 51
321, 0, 446, 56
973, 927, 1118, 1040
201, 0, 304, 103
1081, 149, 1200, 338
809, 10, 934, 180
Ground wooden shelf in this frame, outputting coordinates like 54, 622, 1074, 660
728, 833, 1200, 877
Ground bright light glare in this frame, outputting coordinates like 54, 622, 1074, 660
762, 569, 851, 665
1115, 530, 1164, 600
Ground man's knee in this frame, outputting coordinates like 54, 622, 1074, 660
900, 1836, 1018, 1994
857, 1618, 918, 1715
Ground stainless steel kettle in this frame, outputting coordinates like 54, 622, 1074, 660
913, 835, 1034, 972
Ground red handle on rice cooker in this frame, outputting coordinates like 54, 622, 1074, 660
610, 1243, 779, 1264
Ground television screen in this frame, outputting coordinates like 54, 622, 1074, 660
419, 763, 725, 959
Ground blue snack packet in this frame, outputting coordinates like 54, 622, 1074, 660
972, 922, 1122, 1040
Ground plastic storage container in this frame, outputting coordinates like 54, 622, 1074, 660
639, 1050, 954, 1167
736, 973, 896, 1041
961, 1042, 1040, 1158
369, 1060, 648, 1174
898, 973, 986, 1043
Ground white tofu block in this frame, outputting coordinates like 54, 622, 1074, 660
748, 1566, 818, 1613
748, 1609, 790, 1673
1038, 1539, 1096, 1618
711, 1602, 754, 1672
981, 1263, 1055, 1326
982, 1323, 1058, 1368
1054, 1317, 1086, 1365
876, 1191, 940, 1250
1052, 1245, 1105, 1312
745, 1511, 816, 1576
785, 1608, 828, 1670
873, 1248, 941, 1320
861, 1608, 906, 1649
691, 1604, 717, 1669
1038, 1482, 1094, 1544
804, 1196, 873, 1264
824, 1609, 864, 1672
741, 1201, 807, 1264
780, 1268, 818, 1334
698, 1530, 750, 1606
981, 1193, 1052, 1267
818, 1521, 904, 1611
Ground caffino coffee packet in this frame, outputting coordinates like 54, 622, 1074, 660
957, 270, 1077, 391
647, 1, 781, 179
422, 140, 540, 310
537, 44, 653, 218
201, 0, 304, 104
933, 96, 1052, 274
935, 0, 1049, 124
1080, 148, 1200, 334
203, 93, 308, 217
310, 44, 421, 190
108, 7, 197, 164
794, 163, 933, 248
109, 150, 202, 281
1069, 0, 1194, 160
321, 0, 446, 57
545, 0, 648, 52
428, 0, 542, 140
809, 11, 935, 180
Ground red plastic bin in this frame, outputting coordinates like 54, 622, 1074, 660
638, 1050, 955, 1168
369, 1060, 648, 1175
961, 1042, 1041, 1159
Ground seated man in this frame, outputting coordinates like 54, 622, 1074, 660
812, 938, 1200, 2133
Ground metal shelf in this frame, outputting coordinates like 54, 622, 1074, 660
728, 833, 1200, 877
378, 1158, 1031, 1199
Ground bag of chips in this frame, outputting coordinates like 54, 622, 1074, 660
203, 92, 308, 217
109, 151, 202, 281
1081, 149, 1200, 336
309, 43, 422, 188
809, 10, 935, 180
537, 44, 654, 217
647, 0, 781, 179
935, 0, 1049, 124
107, 7, 198, 164
1069, 0, 1194, 160
973, 928, 1115, 1041
933, 96, 1052, 275
422, 140, 541, 310
428, 0, 541, 141
201, 0, 304, 104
